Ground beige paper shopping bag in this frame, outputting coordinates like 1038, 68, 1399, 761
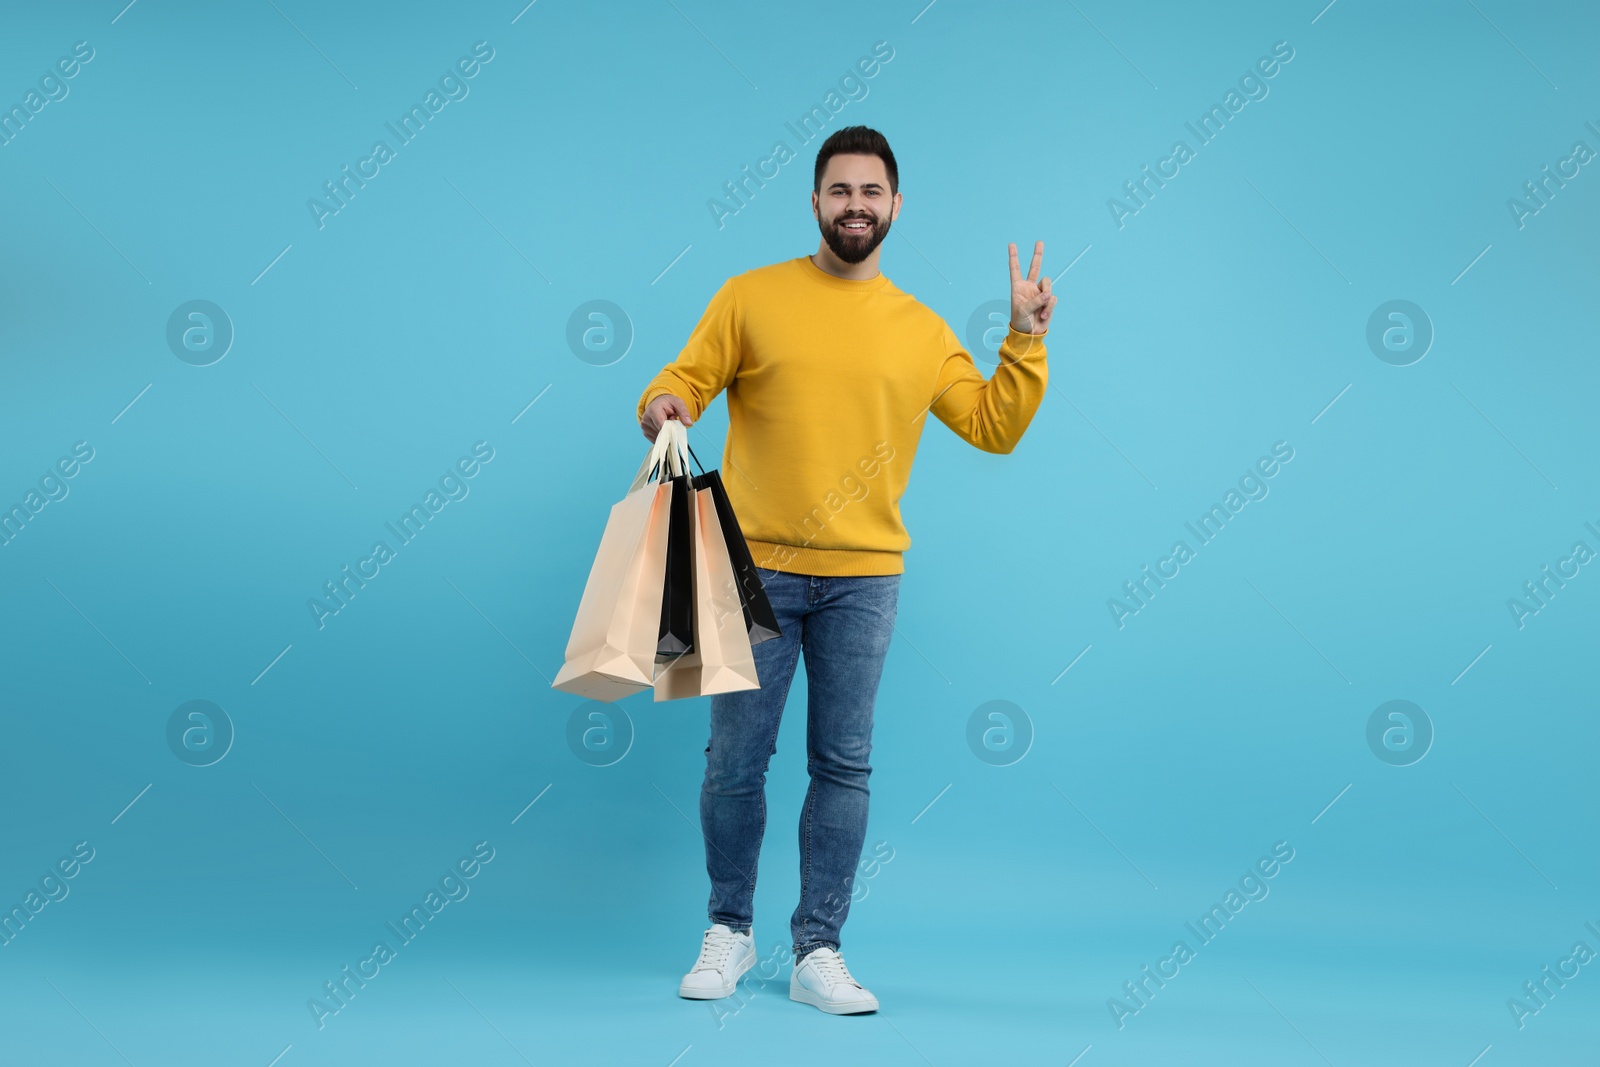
653, 479, 760, 702
551, 428, 685, 702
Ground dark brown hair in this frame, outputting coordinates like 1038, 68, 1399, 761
813, 126, 898, 195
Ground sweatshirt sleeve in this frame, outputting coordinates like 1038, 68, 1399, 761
928, 324, 1048, 454
635, 278, 742, 423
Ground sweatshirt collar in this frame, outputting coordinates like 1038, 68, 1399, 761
797, 254, 890, 291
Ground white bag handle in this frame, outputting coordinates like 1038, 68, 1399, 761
629, 418, 690, 493
661, 418, 690, 478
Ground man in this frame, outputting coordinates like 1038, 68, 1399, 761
636, 125, 1055, 1015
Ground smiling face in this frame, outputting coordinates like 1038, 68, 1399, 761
812, 153, 901, 265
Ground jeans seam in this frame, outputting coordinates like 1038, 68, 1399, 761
744, 634, 800, 923
796, 594, 813, 946
798, 756, 816, 947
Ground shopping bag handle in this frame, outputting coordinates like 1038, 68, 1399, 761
628, 418, 691, 493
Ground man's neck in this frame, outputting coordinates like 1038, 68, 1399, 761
811, 245, 882, 281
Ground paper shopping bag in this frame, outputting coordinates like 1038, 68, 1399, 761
696, 467, 782, 648
551, 429, 683, 701
653, 479, 761, 701
655, 425, 696, 663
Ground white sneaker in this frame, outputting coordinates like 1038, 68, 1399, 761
789, 946, 879, 1014
678, 923, 756, 999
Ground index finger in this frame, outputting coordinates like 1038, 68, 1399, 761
1009, 242, 1020, 283
1028, 240, 1044, 283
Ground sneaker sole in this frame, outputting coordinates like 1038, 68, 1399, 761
678, 951, 755, 999
789, 980, 879, 1015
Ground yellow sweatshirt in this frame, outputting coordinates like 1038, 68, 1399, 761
635, 255, 1048, 576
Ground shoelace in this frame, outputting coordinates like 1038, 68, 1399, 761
808, 950, 860, 990
692, 927, 740, 973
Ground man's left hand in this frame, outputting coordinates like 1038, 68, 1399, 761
1009, 240, 1058, 335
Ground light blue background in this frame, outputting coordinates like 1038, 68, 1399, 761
1, 1, 1596, 1064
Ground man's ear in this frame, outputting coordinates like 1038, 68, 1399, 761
890, 191, 903, 222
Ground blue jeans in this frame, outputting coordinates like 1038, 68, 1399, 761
700, 567, 901, 959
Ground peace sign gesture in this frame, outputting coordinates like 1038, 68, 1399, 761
1009, 240, 1057, 335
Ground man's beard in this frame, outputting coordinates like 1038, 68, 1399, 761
819, 210, 891, 264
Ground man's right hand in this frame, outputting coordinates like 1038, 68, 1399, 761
640, 394, 694, 443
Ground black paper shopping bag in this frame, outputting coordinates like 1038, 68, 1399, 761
656, 428, 696, 662
685, 446, 781, 648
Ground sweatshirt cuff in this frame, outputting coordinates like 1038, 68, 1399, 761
637, 386, 674, 421
999, 326, 1048, 362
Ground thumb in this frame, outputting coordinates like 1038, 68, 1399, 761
672, 398, 694, 426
